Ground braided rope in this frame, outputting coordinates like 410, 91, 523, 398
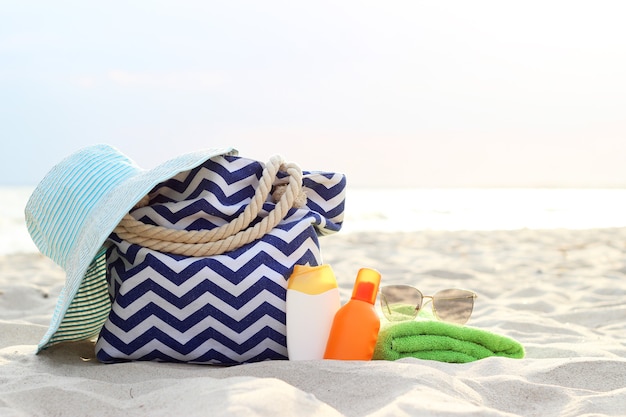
113, 156, 305, 257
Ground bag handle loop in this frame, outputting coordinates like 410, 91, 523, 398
113, 155, 305, 257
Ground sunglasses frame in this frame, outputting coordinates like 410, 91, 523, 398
379, 285, 478, 325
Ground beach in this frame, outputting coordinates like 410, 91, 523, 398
5, 0, 626, 414
2, 226, 626, 416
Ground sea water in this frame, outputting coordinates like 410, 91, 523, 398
342, 188, 626, 233
2, 186, 626, 255
1, 187, 38, 255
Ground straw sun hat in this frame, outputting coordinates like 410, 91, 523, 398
25, 144, 237, 352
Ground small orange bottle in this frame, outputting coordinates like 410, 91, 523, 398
323, 268, 381, 360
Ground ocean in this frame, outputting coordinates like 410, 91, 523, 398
3, 186, 626, 256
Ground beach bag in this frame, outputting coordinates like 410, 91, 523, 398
94, 154, 346, 364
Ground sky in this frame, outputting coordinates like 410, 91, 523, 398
2, 1, 626, 188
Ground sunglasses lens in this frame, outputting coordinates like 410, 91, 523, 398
380, 285, 422, 321
432, 289, 475, 324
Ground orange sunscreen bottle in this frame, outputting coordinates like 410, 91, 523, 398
286, 264, 341, 360
323, 268, 381, 360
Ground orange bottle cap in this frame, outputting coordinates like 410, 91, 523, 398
351, 268, 381, 305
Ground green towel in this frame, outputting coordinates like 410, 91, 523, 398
373, 320, 525, 363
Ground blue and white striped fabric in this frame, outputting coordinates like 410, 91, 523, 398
95, 155, 346, 364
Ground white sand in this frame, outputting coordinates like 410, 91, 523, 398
1, 228, 626, 416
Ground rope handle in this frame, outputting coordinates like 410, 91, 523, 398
113, 155, 306, 257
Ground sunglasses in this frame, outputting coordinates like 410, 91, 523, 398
379, 285, 477, 325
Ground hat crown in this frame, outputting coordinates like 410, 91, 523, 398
25, 144, 140, 269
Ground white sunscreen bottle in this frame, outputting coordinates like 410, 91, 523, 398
286, 264, 341, 360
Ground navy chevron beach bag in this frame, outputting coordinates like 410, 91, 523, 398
94, 154, 346, 364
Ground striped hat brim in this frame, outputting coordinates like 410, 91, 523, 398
27, 144, 237, 351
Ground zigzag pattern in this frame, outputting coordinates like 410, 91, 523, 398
95, 155, 345, 364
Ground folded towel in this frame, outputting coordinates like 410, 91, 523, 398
373, 320, 525, 363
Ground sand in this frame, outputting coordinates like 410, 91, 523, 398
1, 228, 626, 416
